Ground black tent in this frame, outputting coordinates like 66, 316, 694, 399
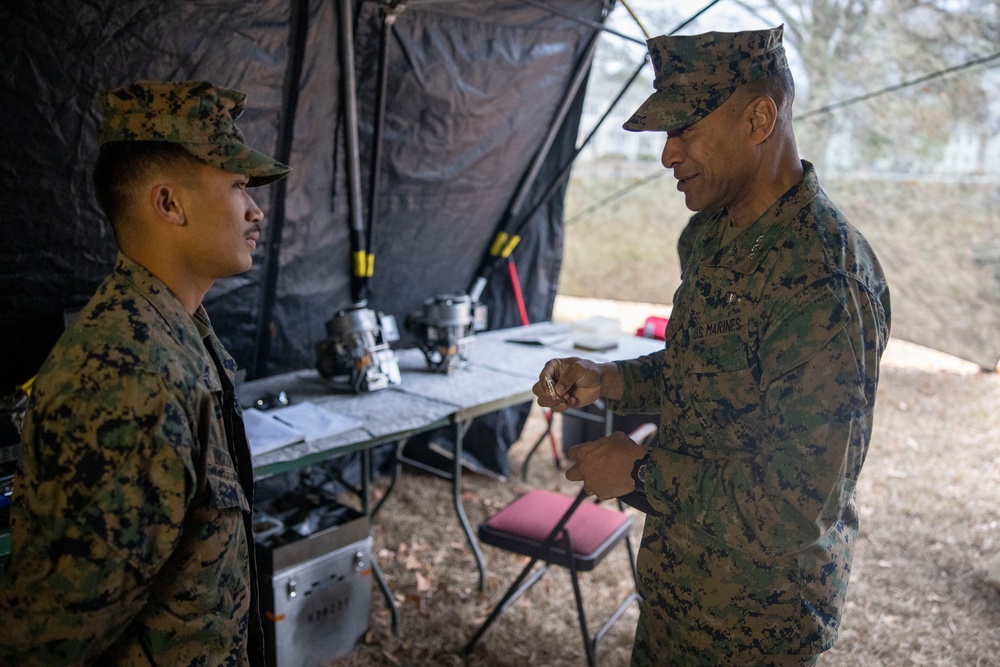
1, 0, 614, 471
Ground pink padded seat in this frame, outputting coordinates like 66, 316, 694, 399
483, 489, 629, 558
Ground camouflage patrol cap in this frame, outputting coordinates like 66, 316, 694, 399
623, 25, 789, 133
97, 80, 290, 187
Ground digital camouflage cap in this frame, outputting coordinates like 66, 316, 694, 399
97, 80, 290, 187
623, 25, 789, 133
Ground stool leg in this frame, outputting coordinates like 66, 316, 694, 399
463, 557, 547, 655
520, 414, 552, 482
561, 529, 597, 667
617, 500, 640, 586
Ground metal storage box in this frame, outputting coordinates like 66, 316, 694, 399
255, 504, 372, 667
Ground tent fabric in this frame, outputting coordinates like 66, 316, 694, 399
1, 0, 291, 385
1, 0, 606, 381
0, 0, 609, 475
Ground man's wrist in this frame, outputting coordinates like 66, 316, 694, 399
630, 451, 650, 492
599, 361, 624, 401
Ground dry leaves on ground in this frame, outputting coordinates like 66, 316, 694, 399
331, 341, 1000, 667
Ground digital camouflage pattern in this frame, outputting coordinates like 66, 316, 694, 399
97, 80, 290, 187
624, 26, 789, 133
0, 254, 263, 666
610, 163, 891, 664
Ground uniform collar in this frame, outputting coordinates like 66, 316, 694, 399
113, 253, 237, 390
706, 160, 820, 274
112, 252, 214, 343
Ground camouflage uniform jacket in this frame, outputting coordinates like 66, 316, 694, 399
613, 162, 891, 662
0, 254, 264, 666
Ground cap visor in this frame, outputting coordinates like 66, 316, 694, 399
183, 143, 291, 187
622, 92, 698, 132
623, 90, 712, 133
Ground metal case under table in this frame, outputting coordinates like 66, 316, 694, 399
256, 508, 372, 667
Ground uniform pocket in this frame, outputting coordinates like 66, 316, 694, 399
204, 445, 250, 513
684, 336, 760, 433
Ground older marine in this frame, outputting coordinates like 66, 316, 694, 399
535, 26, 890, 666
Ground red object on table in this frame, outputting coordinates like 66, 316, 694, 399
635, 315, 669, 340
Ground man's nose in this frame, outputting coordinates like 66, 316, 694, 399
247, 196, 264, 223
661, 136, 682, 170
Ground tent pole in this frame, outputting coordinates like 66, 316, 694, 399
339, 0, 369, 305
511, 29, 601, 220
365, 2, 406, 281
522, 0, 644, 46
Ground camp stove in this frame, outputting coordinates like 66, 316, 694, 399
315, 305, 401, 393
405, 293, 487, 373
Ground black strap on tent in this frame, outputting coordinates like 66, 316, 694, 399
250, 0, 311, 379
466, 0, 727, 302
468, 25, 604, 301
476, 53, 649, 271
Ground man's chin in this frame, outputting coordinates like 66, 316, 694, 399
229, 257, 254, 276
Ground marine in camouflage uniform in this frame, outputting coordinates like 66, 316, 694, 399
613, 161, 890, 662
537, 27, 890, 665
0, 81, 289, 666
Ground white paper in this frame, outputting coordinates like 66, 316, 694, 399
504, 323, 573, 346
268, 402, 363, 442
243, 407, 304, 456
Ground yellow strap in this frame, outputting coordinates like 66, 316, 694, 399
353, 251, 367, 277
490, 232, 509, 257
17, 375, 36, 396
366, 253, 375, 278
500, 235, 521, 258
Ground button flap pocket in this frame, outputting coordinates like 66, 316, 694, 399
204, 446, 250, 513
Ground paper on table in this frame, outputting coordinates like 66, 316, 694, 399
504, 323, 572, 346
243, 407, 304, 456
269, 402, 364, 442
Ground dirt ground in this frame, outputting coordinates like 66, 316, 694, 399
329, 337, 1000, 667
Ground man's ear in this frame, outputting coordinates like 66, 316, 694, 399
149, 183, 186, 227
747, 95, 778, 145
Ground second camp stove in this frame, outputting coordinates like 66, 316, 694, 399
405, 293, 487, 374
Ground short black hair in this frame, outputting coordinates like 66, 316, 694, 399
92, 141, 201, 227
739, 68, 795, 120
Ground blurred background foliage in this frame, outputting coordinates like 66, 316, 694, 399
561, 0, 1000, 369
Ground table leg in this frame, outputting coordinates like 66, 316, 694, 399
372, 437, 407, 520
453, 419, 487, 592
363, 447, 400, 635
369, 555, 398, 636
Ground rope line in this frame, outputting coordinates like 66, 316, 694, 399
565, 170, 666, 225
567, 51, 1000, 225
795, 50, 1000, 121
